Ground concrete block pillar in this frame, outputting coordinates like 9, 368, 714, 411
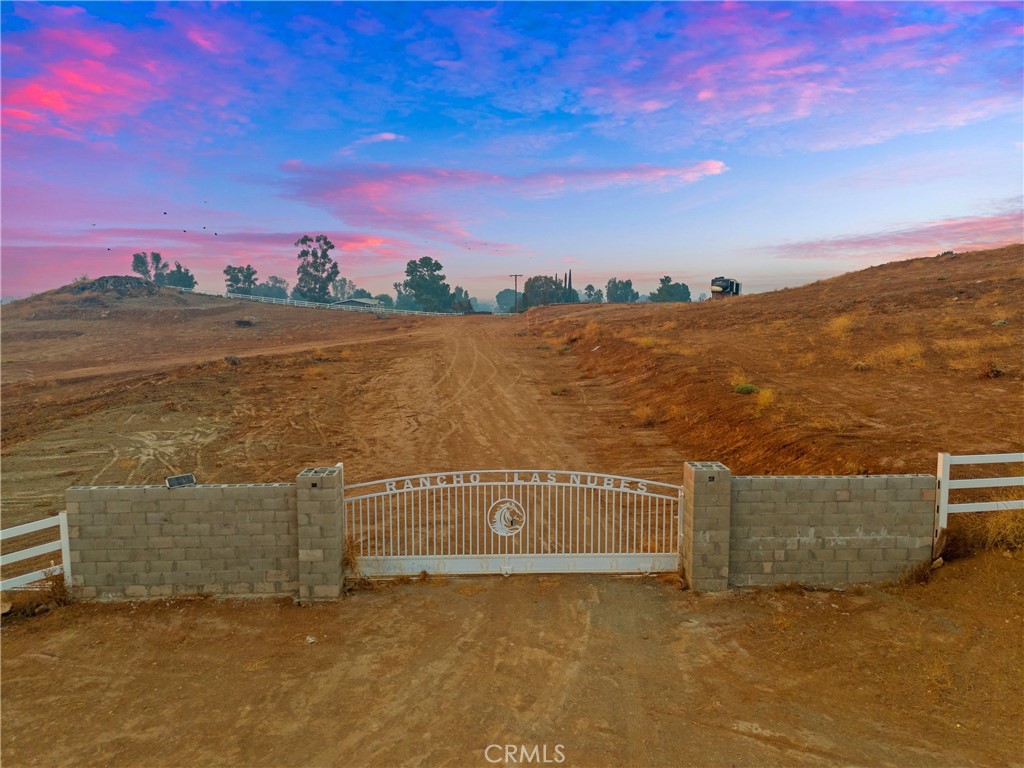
681, 461, 732, 592
296, 466, 345, 602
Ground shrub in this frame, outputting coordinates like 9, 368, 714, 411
734, 383, 759, 395
754, 388, 776, 413
634, 404, 656, 427
557, 344, 572, 353
2, 573, 72, 619
550, 386, 569, 396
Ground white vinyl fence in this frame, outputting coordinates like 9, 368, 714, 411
0, 513, 72, 591
935, 452, 1024, 549
180, 287, 514, 317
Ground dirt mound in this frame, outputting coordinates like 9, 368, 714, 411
56, 275, 159, 298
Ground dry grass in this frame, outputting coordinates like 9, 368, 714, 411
826, 314, 855, 340
862, 341, 925, 370
796, 352, 817, 369
581, 319, 603, 341
633, 404, 656, 428
342, 536, 360, 576
943, 510, 1024, 559
2, 573, 72, 619
727, 367, 748, 387
899, 560, 933, 586
631, 336, 658, 349
754, 388, 776, 415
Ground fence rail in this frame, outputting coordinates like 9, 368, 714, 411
180, 287, 514, 318
0, 512, 72, 591
935, 452, 1024, 552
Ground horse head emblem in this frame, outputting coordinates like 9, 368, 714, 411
487, 498, 526, 537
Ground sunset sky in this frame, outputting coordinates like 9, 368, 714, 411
2, 1, 1022, 303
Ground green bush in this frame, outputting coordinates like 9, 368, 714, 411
734, 383, 759, 395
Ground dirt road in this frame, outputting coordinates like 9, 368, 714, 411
1, 310, 680, 526
3, 554, 1022, 767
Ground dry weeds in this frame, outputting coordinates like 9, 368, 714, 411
944, 510, 1024, 559
633, 404, 656, 428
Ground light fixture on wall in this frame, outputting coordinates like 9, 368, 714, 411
165, 473, 196, 488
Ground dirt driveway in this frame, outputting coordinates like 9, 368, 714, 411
3, 553, 1022, 767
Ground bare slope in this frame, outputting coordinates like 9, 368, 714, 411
528, 244, 1024, 474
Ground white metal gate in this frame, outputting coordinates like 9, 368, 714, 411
344, 470, 682, 576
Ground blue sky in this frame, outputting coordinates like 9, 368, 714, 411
2, 1, 1022, 302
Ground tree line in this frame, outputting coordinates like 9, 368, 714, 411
494, 274, 691, 311
129, 235, 693, 312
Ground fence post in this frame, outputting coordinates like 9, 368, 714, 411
296, 466, 346, 602
934, 452, 950, 558
58, 511, 73, 589
681, 461, 732, 592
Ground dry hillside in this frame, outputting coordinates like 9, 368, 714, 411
1, 246, 1022, 528
528, 244, 1024, 475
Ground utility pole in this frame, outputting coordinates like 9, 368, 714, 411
509, 273, 523, 313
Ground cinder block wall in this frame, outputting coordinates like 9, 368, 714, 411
728, 475, 935, 587
66, 483, 299, 599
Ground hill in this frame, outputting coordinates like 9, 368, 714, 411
527, 244, 1024, 475
1, 245, 1021, 527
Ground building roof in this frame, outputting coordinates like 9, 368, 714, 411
332, 298, 381, 307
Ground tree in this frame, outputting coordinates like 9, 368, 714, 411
522, 275, 563, 308
351, 288, 372, 299
395, 257, 452, 313
697, 292, 708, 302
451, 285, 477, 312
649, 276, 691, 303
294, 235, 340, 303
223, 264, 258, 294
373, 293, 395, 308
131, 252, 169, 284
606, 277, 639, 303
330, 277, 358, 301
495, 288, 522, 312
393, 283, 420, 310
163, 261, 197, 289
252, 276, 289, 299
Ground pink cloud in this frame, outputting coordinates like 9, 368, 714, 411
520, 161, 728, 197
771, 211, 1024, 262
2, 3, 290, 141
336, 132, 410, 156
186, 28, 223, 53
277, 160, 728, 240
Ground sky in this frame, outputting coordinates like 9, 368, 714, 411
2, 1, 1022, 304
